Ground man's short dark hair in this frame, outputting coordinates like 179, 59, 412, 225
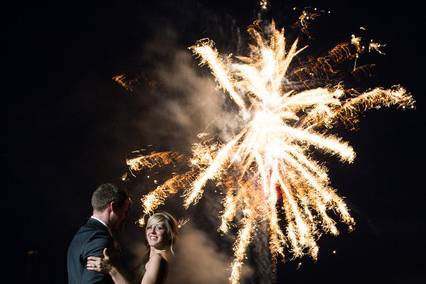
91, 183, 129, 211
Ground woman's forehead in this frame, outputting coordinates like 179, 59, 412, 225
148, 219, 166, 226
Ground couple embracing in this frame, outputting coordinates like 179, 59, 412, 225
67, 183, 178, 284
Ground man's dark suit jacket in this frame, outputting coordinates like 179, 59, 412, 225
67, 218, 114, 284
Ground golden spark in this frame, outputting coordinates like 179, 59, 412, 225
131, 21, 414, 283
369, 40, 386, 55
260, 0, 268, 10
112, 74, 133, 92
297, 9, 322, 36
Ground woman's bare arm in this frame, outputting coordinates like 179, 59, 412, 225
141, 254, 167, 284
108, 265, 130, 284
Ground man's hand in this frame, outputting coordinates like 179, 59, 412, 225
86, 248, 112, 274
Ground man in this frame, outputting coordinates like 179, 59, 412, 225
67, 183, 131, 284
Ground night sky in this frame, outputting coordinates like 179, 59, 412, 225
6, 0, 425, 283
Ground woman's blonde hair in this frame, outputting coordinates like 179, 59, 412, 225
146, 212, 178, 254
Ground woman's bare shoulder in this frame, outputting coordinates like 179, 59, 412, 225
141, 254, 169, 284
147, 254, 168, 268
153, 254, 168, 265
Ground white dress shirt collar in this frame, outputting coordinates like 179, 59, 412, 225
90, 216, 112, 235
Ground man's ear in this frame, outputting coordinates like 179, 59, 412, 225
108, 201, 115, 212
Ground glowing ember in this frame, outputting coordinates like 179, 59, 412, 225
112, 74, 133, 92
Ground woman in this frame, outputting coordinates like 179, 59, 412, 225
87, 212, 178, 284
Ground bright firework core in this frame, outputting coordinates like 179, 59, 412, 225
128, 20, 414, 284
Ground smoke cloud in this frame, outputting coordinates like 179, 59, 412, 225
133, 29, 243, 151
168, 224, 253, 284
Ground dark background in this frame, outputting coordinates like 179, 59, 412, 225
6, 0, 425, 283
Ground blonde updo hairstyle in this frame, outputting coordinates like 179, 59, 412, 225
145, 212, 178, 254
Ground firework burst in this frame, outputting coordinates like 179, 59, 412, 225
127, 20, 414, 283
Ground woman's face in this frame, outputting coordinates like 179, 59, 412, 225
146, 221, 168, 249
